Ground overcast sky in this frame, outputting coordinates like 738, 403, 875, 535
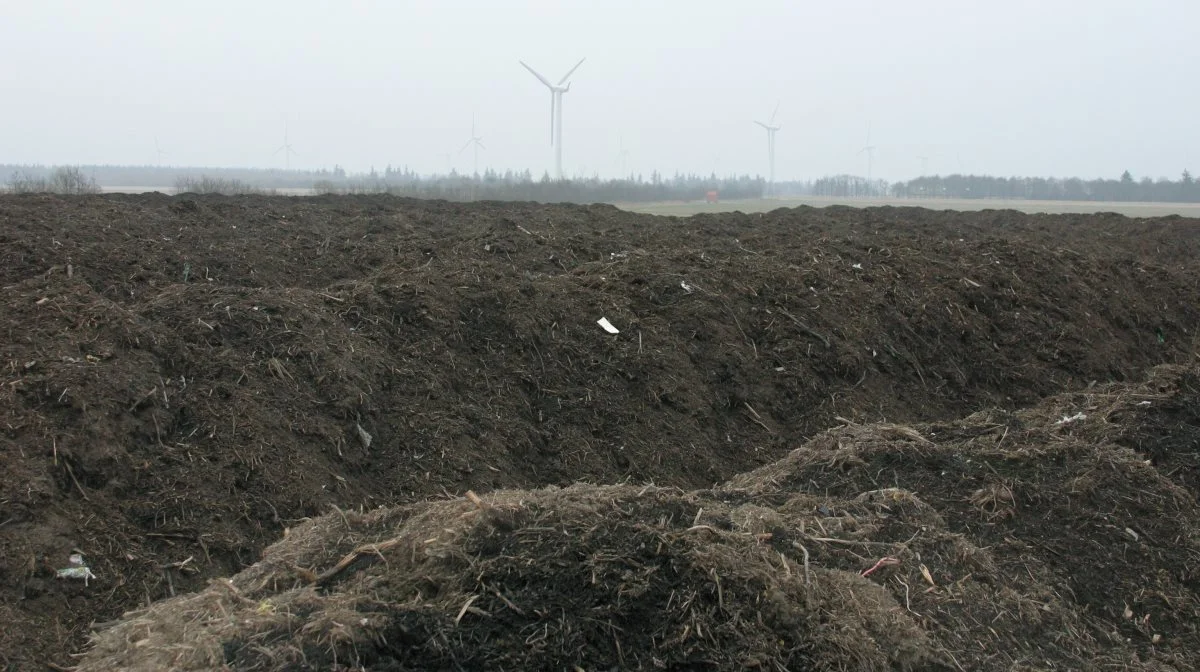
1, 0, 1196, 181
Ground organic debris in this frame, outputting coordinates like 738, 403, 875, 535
79, 370, 1200, 670
3, 194, 1200, 668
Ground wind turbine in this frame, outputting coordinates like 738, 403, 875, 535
617, 136, 629, 179
273, 124, 298, 171
460, 115, 486, 178
754, 102, 781, 196
154, 137, 168, 167
520, 57, 586, 180
918, 155, 929, 177
859, 123, 876, 197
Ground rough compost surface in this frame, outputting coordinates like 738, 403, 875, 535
79, 367, 1200, 670
1, 194, 1199, 668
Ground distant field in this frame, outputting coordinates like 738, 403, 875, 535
94, 187, 1200, 218
622, 196, 1200, 218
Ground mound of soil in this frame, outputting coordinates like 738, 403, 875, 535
78, 367, 1200, 671
2, 194, 1200, 667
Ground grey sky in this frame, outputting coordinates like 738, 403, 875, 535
2, 0, 1195, 181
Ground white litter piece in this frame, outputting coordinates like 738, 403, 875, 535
355, 423, 373, 450
1055, 412, 1087, 425
680, 280, 694, 293
57, 554, 97, 585
597, 317, 620, 334
1137, 401, 1152, 406
852, 263, 863, 270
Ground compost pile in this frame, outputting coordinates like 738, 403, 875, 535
78, 367, 1200, 671
2, 193, 1200, 669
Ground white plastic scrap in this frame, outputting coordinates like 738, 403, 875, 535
57, 553, 97, 585
680, 280, 694, 293
852, 263, 863, 270
1055, 412, 1087, 425
597, 317, 620, 334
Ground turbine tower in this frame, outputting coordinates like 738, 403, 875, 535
520, 57, 586, 180
859, 123, 876, 197
274, 124, 298, 171
754, 102, 781, 196
154, 137, 168, 167
460, 115, 486, 178
918, 155, 929, 177
617, 136, 629, 179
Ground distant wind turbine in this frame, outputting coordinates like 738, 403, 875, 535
460, 115, 486, 178
273, 124, 298, 171
520, 57, 586, 180
918, 155, 929, 177
754, 102, 781, 196
617, 136, 629, 179
859, 123, 877, 196
154, 137, 168, 167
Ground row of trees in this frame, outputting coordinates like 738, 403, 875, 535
5, 167, 101, 195
313, 170, 766, 202
891, 170, 1200, 203
5, 163, 1198, 204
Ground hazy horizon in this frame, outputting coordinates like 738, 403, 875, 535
2, 1, 1196, 181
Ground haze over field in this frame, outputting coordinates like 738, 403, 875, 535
1, 0, 1196, 181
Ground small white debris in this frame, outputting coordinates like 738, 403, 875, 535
852, 263, 863, 270
1124, 527, 1140, 542
1137, 401, 1152, 406
680, 280, 694, 293
1055, 412, 1087, 425
355, 423, 372, 450
56, 554, 97, 585
597, 317, 620, 334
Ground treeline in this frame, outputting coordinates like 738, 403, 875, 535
1, 163, 765, 202
5, 163, 1199, 204
317, 168, 766, 202
891, 170, 1200, 203
0, 164, 342, 190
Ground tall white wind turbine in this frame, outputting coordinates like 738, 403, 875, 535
860, 123, 876, 196
154, 137, 168, 167
273, 124, 298, 171
520, 58, 586, 180
460, 115, 486, 178
754, 102, 781, 196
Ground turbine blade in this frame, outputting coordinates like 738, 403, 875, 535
460, 139, 473, 153
477, 140, 486, 150
754, 121, 770, 130
557, 57, 586, 85
770, 101, 780, 124
550, 95, 555, 145
520, 61, 554, 88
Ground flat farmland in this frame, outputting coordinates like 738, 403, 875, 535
625, 195, 1200, 218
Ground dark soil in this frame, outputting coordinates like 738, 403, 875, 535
78, 367, 1200, 671
2, 194, 1200, 669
